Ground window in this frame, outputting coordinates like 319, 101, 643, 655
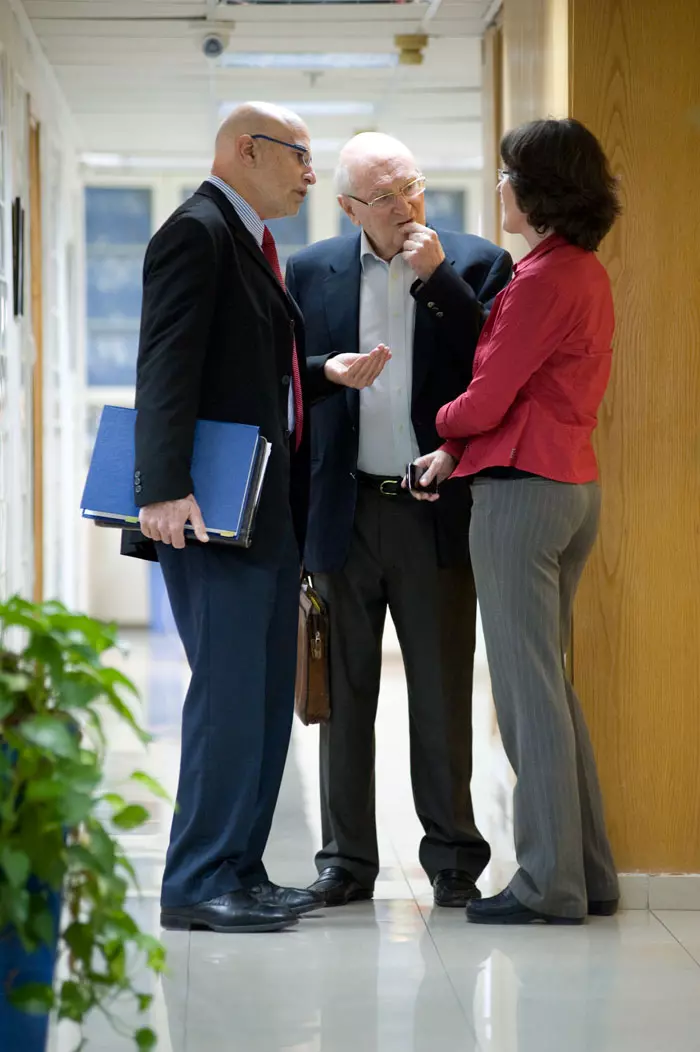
85, 187, 152, 386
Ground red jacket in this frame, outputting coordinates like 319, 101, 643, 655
436, 234, 614, 484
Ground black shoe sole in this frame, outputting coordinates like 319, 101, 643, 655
434, 890, 482, 909
160, 911, 298, 933
467, 911, 585, 926
318, 888, 374, 907
588, 900, 619, 917
292, 900, 326, 916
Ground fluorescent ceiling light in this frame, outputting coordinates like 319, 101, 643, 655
80, 153, 210, 170
219, 52, 399, 70
219, 100, 375, 119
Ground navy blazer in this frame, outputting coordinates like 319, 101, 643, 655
286, 229, 512, 573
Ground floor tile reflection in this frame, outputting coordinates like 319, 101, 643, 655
47, 626, 700, 1051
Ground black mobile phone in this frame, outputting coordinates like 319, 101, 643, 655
406, 462, 439, 494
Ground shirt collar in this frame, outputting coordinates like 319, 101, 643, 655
360, 229, 406, 272
513, 233, 569, 275
206, 175, 265, 248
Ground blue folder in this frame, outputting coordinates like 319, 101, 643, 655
80, 406, 271, 548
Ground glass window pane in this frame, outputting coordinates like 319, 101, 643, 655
84, 187, 152, 386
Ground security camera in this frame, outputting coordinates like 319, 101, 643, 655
202, 32, 228, 59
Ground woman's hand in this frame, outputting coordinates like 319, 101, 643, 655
402, 450, 457, 501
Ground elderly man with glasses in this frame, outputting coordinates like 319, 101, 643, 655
286, 132, 512, 909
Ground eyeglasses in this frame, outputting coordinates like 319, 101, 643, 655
497, 168, 512, 185
251, 134, 313, 169
346, 175, 426, 210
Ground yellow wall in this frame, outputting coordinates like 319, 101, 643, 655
497, 0, 700, 872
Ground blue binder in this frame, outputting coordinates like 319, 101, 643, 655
81, 406, 271, 548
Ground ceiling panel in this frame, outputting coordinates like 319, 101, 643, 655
26, 0, 492, 170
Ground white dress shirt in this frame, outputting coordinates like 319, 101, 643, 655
357, 230, 420, 476
206, 175, 294, 434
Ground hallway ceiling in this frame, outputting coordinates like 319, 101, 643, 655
25, 0, 491, 171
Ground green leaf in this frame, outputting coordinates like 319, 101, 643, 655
31, 903, 58, 947
130, 770, 171, 803
57, 979, 93, 1023
137, 934, 167, 973
112, 804, 151, 831
137, 993, 154, 1013
25, 778, 68, 802
19, 715, 79, 759
0, 845, 31, 889
64, 921, 95, 965
101, 792, 127, 811
8, 981, 55, 1015
0, 697, 15, 719
135, 1027, 157, 1051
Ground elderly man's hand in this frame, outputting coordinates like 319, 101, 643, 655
139, 494, 209, 549
402, 223, 446, 283
324, 344, 392, 390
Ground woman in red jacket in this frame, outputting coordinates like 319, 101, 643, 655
409, 118, 621, 925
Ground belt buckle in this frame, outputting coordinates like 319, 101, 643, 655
379, 478, 400, 497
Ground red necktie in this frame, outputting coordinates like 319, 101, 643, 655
262, 226, 303, 451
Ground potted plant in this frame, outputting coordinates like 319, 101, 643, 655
0, 595, 169, 1051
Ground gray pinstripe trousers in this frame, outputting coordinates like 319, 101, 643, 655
470, 477, 619, 918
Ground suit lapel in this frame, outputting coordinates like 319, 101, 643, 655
194, 181, 292, 314
411, 239, 457, 404
323, 233, 362, 425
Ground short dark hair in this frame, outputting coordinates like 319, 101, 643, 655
500, 118, 621, 251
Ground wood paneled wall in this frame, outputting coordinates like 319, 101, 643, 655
569, 0, 700, 871
497, 0, 700, 871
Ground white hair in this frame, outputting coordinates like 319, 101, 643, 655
334, 162, 354, 196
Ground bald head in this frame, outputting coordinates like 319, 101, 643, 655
335, 132, 416, 196
215, 101, 306, 159
211, 100, 315, 221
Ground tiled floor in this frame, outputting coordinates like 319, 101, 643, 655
50, 622, 700, 1052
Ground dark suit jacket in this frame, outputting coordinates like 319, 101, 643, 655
122, 181, 335, 565
286, 229, 512, 572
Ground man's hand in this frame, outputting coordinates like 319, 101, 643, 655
401, 450, 457, 502
139, 494, 209, 549
324, 344, 391, 390
402, 223, 446, 283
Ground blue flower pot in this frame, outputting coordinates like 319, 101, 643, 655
0, 885, 61, 1052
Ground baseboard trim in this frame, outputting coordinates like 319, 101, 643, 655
619, 874, 700, 910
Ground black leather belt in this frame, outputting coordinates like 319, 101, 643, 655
356, 471, 407, 498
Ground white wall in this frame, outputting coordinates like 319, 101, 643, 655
0, 0, 83, 609
82, 166, 484, 627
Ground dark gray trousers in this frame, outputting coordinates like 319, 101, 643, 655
314, 486, 490, 888
469, 478, 619, 918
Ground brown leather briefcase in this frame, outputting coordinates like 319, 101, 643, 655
294, 573, 331, 725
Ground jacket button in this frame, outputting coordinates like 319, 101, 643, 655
135, 484, 142, 494
427, 301, 435, 308
437, 311, 444, 318
281, 374, 290, 386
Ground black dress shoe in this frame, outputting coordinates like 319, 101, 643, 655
588, 898, 619, 917
249, 880, 324, 915
160, 890, 298, 933
433, 870, 482, 908
308, 866, 373, 907
466, 887, 585, 926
